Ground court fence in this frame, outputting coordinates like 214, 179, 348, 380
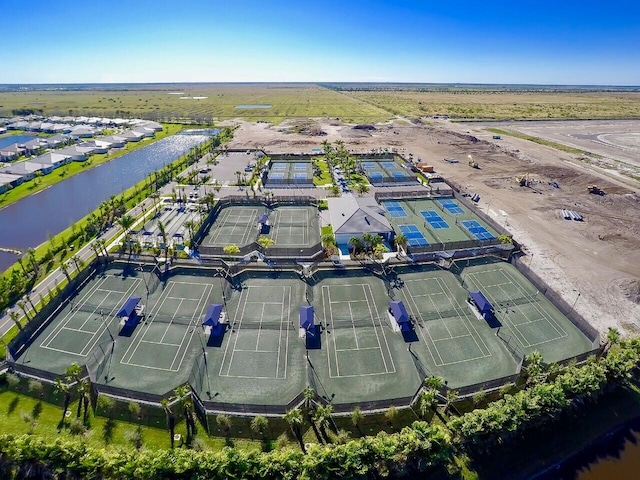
510, 255, 600, 345
7, 261, 102, 361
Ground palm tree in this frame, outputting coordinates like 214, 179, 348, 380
445, 390, 460, 416
157, 220, 169, 261
174, 385, 196, 444
424, 375, 445, 391
250, 415, 269, 440
183, 220, 197, 244
118, 214, 135, 252
418, 389, 438, 420
351, 407, 364, 435
17, 301, 30, 321
355, 183, 369, 196
234, 171, 242, 185
54, 378, 71, 427
313, 404, 334, 443
348, 237, 364, 255
70, 254, 83, 272
59, 261, 71, 282
283, 408, 306, 453
257, 236, 275, 250
160, 398, 176, 448
9, 311, 22, 330
384, 406, 398, 428
394, 234, 408, 253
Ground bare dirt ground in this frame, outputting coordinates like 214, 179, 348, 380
222, 118, 640, 336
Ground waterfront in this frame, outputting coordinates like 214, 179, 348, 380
0, 133, 210, 272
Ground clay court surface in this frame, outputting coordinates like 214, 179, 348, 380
13, 259, 594, 405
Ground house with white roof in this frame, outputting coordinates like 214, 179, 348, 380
132, 126, 155, 138
58, 145, 93, 161
22, 138, 46, 155
99, 136, 125, 148
120, 130, 145, 142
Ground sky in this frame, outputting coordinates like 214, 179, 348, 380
1, 0, 639, 85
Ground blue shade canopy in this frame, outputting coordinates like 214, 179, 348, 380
258, 213, 269, 224
469, 291, 493, 314
389, 300, 409, 324
300, 305, 314, 329
117, 297, 141, 317
203, 304, 223, 326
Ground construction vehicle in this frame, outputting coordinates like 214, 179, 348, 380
467, 155, 479, 169
516, 173, 531, 187
587, 185, 605, 195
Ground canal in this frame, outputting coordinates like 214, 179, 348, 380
0, 132, 212, 272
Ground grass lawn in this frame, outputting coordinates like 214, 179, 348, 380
313, 157, 332, 186
0, 388, 262, 452
320, 225, 333, 237
0, 123, 185, 209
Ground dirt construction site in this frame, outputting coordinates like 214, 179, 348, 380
223, 118, 640, 335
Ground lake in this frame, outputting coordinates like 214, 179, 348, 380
0, 134, 37, 149
0, 133, 211, 272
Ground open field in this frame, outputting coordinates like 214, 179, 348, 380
344, 90, 640, 121
0, 84, 391, 124
4, 84, 640, 125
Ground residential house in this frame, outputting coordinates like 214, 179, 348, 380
327, 195, 394, 246
0, 143, 25, 161
99, 135, 125, 148
0, 172, 24, 193
0, 160, 52, 179
132, 126, 155, 138
69, 126, 96, 138
22, 138, 47, 156
120, 130, 145, 142
32, 152, 72, 169
77, 140, 109, 153
45, 134, 71, 149
0, 127, 7, 135
58, 145, 93, 161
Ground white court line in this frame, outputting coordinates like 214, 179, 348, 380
168, 285, 211, 371
41, 277, 141, 357
326, 286, 340, 377
219, 285, 289, 379
363, 283, 395, 374
140, 340, 182, 347
401, 280, 444, 366
435, 277, 492, 358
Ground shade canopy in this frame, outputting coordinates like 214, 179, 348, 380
258, 213, 269, 224
203, 304, 223, 327
299, 305, 314, 330
389, 300, 410, 325
469, 291, 493, 314
117, 297, 141, 318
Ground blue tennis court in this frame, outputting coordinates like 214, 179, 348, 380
363, 162, 377, 169
382, 161, 396, 169
399, 224, 429, 247
391, 171, 407, 179
369, 172, 384, 180
270, 173, 285, 180
383, 201, 408, 218
438, 199, 464, 214
294, 172, 308, 180
273, 163, 287, 171
420, 210, 449, 229
460, 220, 494, 240
295, 163, 307, 170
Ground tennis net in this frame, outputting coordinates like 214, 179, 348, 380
322, 317, 390, 329
228, 319, 295, 330
489, 294, 541, 309
143, 311, 202, 327
71, 301, 120, 316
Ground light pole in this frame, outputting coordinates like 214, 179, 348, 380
571, 291, 581, 314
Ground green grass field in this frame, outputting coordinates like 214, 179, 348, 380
0, 85, 391, 124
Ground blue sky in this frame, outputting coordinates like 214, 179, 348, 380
2, 0, 639, 85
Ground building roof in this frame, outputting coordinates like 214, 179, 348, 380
33, 152, 71, 165
0, 161, 48, 175
0, 172, 23, 185
328, 195, 392, 236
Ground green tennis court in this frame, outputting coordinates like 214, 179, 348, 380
201, 205, 265, 247
460, 259, 594, 362
263, 205, 321, 247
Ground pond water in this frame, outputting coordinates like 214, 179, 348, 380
235, 104, 272, 109
0, 134, 37, 149
0, 133, 210, 272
